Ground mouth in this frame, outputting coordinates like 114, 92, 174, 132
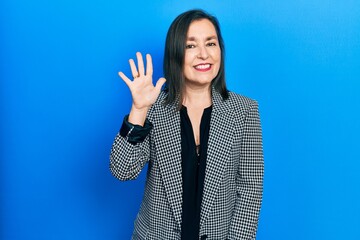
194, 63, 212, 72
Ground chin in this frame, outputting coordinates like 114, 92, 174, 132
189, 80, 213, 87
197, 77, 216, 85
185, 74, 217, 87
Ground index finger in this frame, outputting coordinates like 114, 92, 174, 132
146, 54, 153, 76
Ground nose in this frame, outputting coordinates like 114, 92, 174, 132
197, 45, 209, 60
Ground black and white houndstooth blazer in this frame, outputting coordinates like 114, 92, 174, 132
110, 88, 264, 240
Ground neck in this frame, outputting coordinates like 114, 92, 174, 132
182, 84, 212, 108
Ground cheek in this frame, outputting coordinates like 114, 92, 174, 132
185, 58, 193, 67
214, 49, 221, 61
213, 52, 221, 74
213, 51, 221, 69
209, 48, 221, 64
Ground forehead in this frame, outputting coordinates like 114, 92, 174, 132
187, 19, 217, 39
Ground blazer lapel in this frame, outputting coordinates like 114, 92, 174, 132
200, 89, 235, 227
153, 100, 183, 228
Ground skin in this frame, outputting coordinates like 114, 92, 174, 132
183, 19, 221, 91
118, 52, 166, 126
118, 19, 221, 145
182, 19, 221, 145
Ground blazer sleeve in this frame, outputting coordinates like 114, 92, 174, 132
109, 109, 155, 181
229, 100, 264, 240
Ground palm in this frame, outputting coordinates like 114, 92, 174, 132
129, 73, 160, 110
118, 52, 166, 110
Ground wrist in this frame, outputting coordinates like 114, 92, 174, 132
131, 104, 149, 113
128, 105, 149, 126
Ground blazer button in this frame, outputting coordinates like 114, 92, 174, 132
200, 235, 207, 240
173, 228, 180, 234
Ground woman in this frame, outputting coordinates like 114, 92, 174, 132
110, 9, 264, 240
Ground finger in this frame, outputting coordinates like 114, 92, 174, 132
129, 59, 139, 78
118, 71, 132, 87
136, 52, 145, 76
155, 77, 166, 91
146, 54, 153, 76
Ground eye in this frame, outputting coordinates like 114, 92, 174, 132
207, 42, 217, 47
186, 44, 196, 49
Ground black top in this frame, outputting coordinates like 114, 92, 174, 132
119, 106, 212, 239
180, 105, 212, 240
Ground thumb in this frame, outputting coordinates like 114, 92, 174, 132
155, 77, 166, 91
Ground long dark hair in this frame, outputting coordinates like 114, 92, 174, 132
163, 9, 229, 107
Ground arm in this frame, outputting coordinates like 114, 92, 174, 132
229, 101, 264, 240
109, 115, 153, 181
110, 52, 165, 181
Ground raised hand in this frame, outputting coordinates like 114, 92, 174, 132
118, 52, 166, 125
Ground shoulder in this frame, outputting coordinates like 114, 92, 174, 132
152, 90, 169, 109
146, 91, 170, 120
226, 91, 259, 112
220, 91, 260, 124
227, 91, 257, 105
157, 90, 168, 102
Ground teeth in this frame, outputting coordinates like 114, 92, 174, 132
195, 64, 210, 69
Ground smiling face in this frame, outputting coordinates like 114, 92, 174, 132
183, 19, 221, 88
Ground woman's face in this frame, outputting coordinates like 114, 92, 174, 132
183, 19, 221, 88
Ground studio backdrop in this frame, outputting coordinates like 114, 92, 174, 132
1, 0, 359, 239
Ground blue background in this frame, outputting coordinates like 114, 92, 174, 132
1, 0, 359, 239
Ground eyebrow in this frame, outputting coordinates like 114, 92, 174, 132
187, 36, 218, 41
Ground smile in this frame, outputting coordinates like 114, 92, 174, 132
194, 64, 212, 71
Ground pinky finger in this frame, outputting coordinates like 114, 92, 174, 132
118, 71, 132, 87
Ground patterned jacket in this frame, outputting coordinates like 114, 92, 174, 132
110, 89, 264, 240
